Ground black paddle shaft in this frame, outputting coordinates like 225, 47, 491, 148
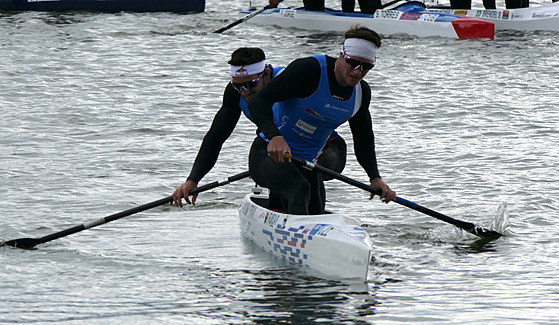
3, 171, 251, 249
291, 157, 502, 239
214, 5, 271, 33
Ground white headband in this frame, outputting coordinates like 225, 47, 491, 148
230, 61, 266, 77
342, 38, 378, 61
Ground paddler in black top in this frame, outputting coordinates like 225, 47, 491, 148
247, 25, 396, 215
450, 0, 528, 9
289, 0, 382, 13
172, 47, 347, 207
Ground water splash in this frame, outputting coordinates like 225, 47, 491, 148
490, 202, 510, 234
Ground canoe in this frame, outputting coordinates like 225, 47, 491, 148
0, 0, 205, 13
239, 1, 495, 39
238, 191, 373, 281
428, 2, 559, 32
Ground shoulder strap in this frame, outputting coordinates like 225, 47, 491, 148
352, 83, 362, 117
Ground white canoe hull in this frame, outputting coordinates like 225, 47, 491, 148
240, 5, 494, 39
431, 3, 559, 31
239, 193, 373, 281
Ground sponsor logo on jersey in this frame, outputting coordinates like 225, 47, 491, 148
295, 119, 317, 134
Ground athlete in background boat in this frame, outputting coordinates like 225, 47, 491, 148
172, 47, 347, 207
247, 25, 396, 215
340, 0, 382, 13
268, 0, 381, 13
450, 0, 528, 9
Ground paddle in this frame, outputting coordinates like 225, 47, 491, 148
2, 171, 251, 249
214, 1, 282, 34
291, 157, 502, 239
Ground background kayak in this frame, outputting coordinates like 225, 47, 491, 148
240, 2, 495, 39
429, 2, 559, 31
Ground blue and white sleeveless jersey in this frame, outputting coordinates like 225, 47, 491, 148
272, 55, 361, 161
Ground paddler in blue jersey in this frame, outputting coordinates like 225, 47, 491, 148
248, 25, 396, 215
172, 47, 347, 207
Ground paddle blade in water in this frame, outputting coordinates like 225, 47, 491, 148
468, 227, 503, 239
468, 202, 509, 239
3, 238, 42, 249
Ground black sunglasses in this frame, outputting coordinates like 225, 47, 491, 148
342, 51, 375, 71
230, 71, 265, 93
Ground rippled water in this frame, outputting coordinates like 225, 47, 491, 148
1, 0, 558, 323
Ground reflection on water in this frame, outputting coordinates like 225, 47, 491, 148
241, 271, 377, 324
239, 237, 377, 323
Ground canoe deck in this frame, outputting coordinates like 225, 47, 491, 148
239, 192, 373, 281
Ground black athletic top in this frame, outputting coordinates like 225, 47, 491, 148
249, 56, 382, 181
